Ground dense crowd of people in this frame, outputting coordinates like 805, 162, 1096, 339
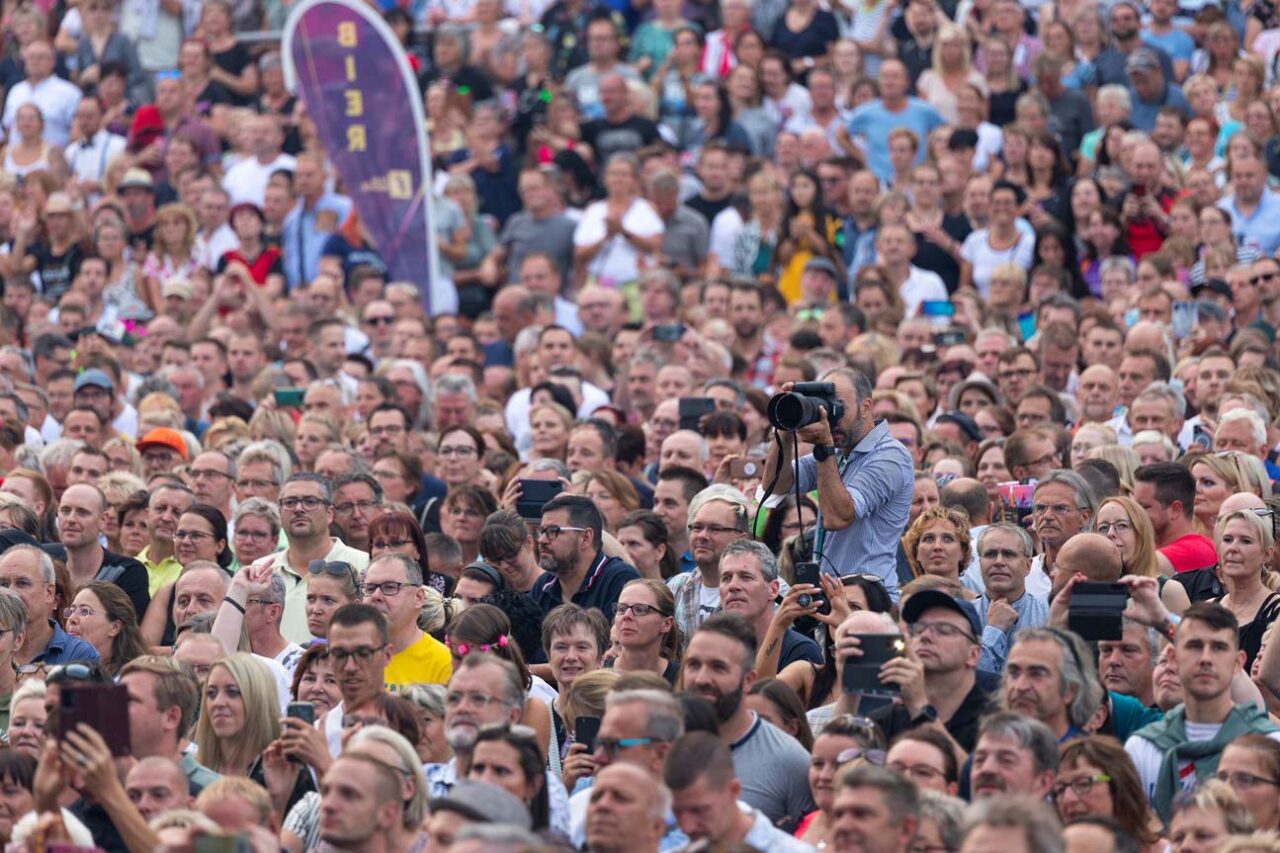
0, 0, 1278, 849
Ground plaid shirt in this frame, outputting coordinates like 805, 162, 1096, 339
669, 571, 711, 640
742, 334, 782, 390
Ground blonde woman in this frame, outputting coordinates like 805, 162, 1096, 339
1192, 453, 1248, 534
1213, 508, 1280, 670
143, 203, 201, 309
1070, 423, 1117, 469
579, 470, 640, 536
915, 24, 987, 124
295, 412, 341, 472
1095, 497, 1190, 614
195, 654, 282, 778
1088, 445, 1140, 495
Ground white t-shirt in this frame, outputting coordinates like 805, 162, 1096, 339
573, 198, 664, 289
1126, 722, 1280, 802
697, 583, 721, 621
709, 206, 744, 269
223, 153, 299, 206
960, 226, 1036, 298
900, 267, 948, 318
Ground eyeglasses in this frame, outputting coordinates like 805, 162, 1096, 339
173, 530, 214, 541
330, 645, 384, 665
1095, 521, 1133, 536
281, 496, 328, 511
1033, 502, 1082, 516
362, 580, 408, 598
1217, 770, 1280, 789
616, 602, 663, 617
63, 605, 105, 620
836, 746, 886, 765
906, 621, 977, 643
596, 736, 658, 758
438, 446, 478, 458
244, 598, 275, 608
1052, 774, 1111, 799
309, 560, 359, 590
236, 478, 278, 491
1250, 272, 1278, 285
887, 762, 947, 783
189, 468, 231, 480
535, 525, 586, 540
688, 523, 743, 536
444, 690, 509, 709
334, 500, 380, 515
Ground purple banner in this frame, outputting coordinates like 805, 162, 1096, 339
284, 0, 444, 313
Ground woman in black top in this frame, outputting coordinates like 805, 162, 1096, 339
200, 0, 259, 105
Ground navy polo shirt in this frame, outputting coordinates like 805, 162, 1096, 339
33, 620, 101, 665
527, 552, 639, 623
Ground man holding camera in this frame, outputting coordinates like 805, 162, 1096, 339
764, 368, 914, 599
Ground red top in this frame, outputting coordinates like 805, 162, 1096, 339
1160, 532, 1218, 573
219, 247, 283, 285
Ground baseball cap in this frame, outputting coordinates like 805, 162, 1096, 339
119, 168, 154, 191
1191, 279, 1232, 301
1125, 48, 1160, 74
803, 257, 840, 280
1193, 299, 1228, 323
72, 368, 114, 394
136, 427, 189, 460
428, 780, 532, 830
934, 411, 982, 443
902, 589, 982, 638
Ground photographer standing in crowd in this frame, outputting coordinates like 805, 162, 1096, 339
763, 368, 914, 598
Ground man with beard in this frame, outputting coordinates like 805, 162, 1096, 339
970, 711, 1059, 800
681, 613, 814, 828
529, 495, 638, 623
1002, 628, 1104, 741
1098, 620, 1160, 708
1133, 463, 1217, 576
764, 368, 913, 598
869, 589, 995, 753
1126, 602, 1280, 820
1075, 365, 1121, 424
730, 282, 781, 390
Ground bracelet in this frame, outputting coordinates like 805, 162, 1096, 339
1157, 619, 1176, 642
223, 596, 246, 614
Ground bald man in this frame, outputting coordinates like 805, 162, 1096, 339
1076, 365, 1120, 424
659, 431, 707, 474
1050, 533, 1124, 600
1219, 492, 1268, 519
584, 763, 669, 853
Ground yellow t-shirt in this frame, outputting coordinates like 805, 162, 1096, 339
384, 631, 453, 692
138, 546, 182, 595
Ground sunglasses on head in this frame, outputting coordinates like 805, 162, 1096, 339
308, 560, 359, 589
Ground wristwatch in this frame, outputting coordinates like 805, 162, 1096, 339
812, 444, 836, 462
910, 705, 939, 727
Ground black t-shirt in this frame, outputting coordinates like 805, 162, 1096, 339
128, 223, 155, 256
911, 213, 971, 293
581, 116, 662, 170
213, 44, 254, 106
686, 194, 733, 225
26, 241, 83, 300
417, 65, 495, 104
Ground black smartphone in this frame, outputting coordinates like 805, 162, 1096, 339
792, 561, 829, 615
842, 634, 906, 696
274, 387, 305, 408
934, 329, 966, 348
678, 397, 716, 431
653, 323, 685, 343
286, 701, 315, 726
574, 715, 601, 753
1068, 582, 1128, 641
516, 478, 564, 521
58, 683, 132, 757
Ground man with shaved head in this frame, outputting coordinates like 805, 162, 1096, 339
1053, 533, 1125, 593
125, 757, 192, 821
55, 483, 151, 617
659, 430, 708, 474
1076, 365, 1120, 424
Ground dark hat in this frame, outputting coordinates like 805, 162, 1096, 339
803, 257, 840, 280
935, 411, 983, 443
948, 129, 979, 151
902, 589, 982, 638
1125, 47, 1160, 74
1191, 278, 1232, 301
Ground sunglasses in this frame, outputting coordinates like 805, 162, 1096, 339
308, 560, 359, 590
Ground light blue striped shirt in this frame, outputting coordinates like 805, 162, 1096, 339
795, 420, 914, 600
973, 592, 1050, 672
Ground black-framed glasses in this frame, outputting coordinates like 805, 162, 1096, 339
281, 496, 328, 512
535, 525, 585, 541
616, 603, 662, 617
906, 621, 977, 643
1217, 770, 1280, 789
308, 560, 359, 589
687, 522, 743, 536
330, 645, 383, 665
362, 581, 407, 598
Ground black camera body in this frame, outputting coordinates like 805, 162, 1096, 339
768, 382, 845, 431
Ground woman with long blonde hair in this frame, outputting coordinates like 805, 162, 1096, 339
915, 23, 987, 124
142, 203, 200, 308
195, 654, 282, 778
1192, 453, 1248, 534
